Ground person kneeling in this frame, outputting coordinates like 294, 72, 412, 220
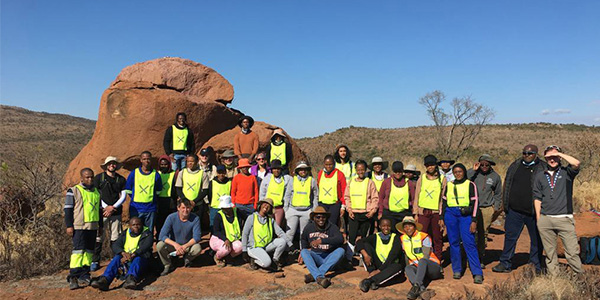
399, 217, 443, 300
242, 198, 291, 271
91, 217, 152, 291
356, 218, 404, 293
210, 196, 243, 267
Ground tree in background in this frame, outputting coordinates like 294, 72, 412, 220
419, 90, 494, 160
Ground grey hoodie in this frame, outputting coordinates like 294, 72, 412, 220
467, 168, 502, 210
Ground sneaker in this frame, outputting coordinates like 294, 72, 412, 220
407, 284, 421, 300
473, 275, 484, 284
453, 272, 461, 280
69, 277, 80, 290
160, 266, 172, 276
214, 255, 226, 268
78, 276, 91, 287
90, 276, 109, 291
304, 274, 315, 284
370, 282, 379, 290
359, 279, 371, 293
123, 275, 137, 290
491, 263, 511, 273
316, 277, 331, 289
90, 262, 100, 272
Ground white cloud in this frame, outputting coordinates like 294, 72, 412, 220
553, 109, 571, 114
541, 108, 571, 115
541, 109, 551, 115
594, 117, 600, 122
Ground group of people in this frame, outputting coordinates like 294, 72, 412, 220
64, 113, 584, 299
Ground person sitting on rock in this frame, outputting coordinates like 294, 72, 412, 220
266, 129, 293, 174
163, 112, 195, 171
398, 216, 443, 300
210, 195, 243, 267
242, 198, 292, 272
299, 206, 346, 289
231, 158, 259, 222
259, 159, 292, 227
220, 149, 238, 179
90, 217, 153, 291
234, 115, 259, 161
356, 218, 404, 293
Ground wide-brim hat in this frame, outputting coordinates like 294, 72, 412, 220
310, 206, 331, 220
218, 195, 234, 209
221, 149, 236, 158
270, 159, 283, 169
404, 164, 418, 172
437, 159, 455, 166
101, 156, 122, 170
257, 198, 274, 210
395, 216, 423, 234
238, 115, 255, 128
237, 158, 251, 169
294, 161, 310, 171
478, 154, 496, 166
369, 157, 388, 170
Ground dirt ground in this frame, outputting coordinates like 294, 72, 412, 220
3, 213, 600, 300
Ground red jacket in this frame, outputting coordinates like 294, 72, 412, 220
231, 173, 259, 208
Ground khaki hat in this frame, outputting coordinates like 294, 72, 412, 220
310, 206, 331, 220
257, 198, 274, 209
478, 154, 496, 166
294, 160, 310, 171
101, 156, 122, 170
370, 156, 388, 171
404, 164, 418, 172
395, 216, 423, 234
222, 149, 236, 158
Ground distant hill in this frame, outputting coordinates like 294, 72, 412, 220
0, 105, 95, 174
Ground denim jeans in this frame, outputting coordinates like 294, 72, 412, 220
301, 248, 345, 279
499, 208, 544, 270
130, 211, 156, 235
171, 153, 187, 171
236, 204, 255, 223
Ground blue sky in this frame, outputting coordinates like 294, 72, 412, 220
2, 0, 599, 137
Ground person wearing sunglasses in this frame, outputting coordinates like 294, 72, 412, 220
250, 152, 271, 187
467, 154, 502, 269
492, 144, 547, 274
534, 145, 582, 275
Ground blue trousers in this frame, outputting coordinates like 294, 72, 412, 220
171, 154, 187, 171
130, 211, 155, 235
209, 207, 220, 228
103, 255, 148, 282
236, 204, 255, 223
499, 208, 544, 270
301, 248, 345, 279
444, 207, 483, 276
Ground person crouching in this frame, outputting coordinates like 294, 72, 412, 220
210, 196, 243, 267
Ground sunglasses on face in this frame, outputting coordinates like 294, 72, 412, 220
314, 215, 327, 220
479, 163, 491, 167
257, 158, 265, 161
522, 151, 537, 156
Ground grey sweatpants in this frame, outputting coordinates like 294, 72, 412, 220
247, 238, 287, 268
405, 258, 443, 286
285, 207, 311, 244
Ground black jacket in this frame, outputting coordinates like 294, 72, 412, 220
163, 123, 195, 155
503, 157, 548, 213
356, 233, 405, 271
301, 221, 344, 253
111, 228, 154, 259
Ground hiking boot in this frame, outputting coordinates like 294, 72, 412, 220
90, 262, 100, 272
359, 279, 371, 293
304, 274, 315, 284
370, 282, 379, 290
69, 277, 80, 290
249, 258, 259, 270
407, 284, 421, 300
491, 263, 511, 273
453, 272, 461, 279
160, 266, 172, 276
473, 275, 484, 284
273, 260, 284, 272
90, 276, 109, 291
184, 258, 192, 268
123, 275, 137, 290
316, 277, 331, 289
214, 254, 226, 268
78, 276, 91, 287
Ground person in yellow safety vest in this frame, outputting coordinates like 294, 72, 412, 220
210, 195, 243, 267
440, 163, 483, 284
207, 165, 232, 228
90, 217, 153, 291
220, 149, 239, 179
241, 198, 292, 272
356, 218, 404, 293
259, 159, 292, 227
285, 161, 319, 255
175, 154, 205, 219
377, 161, 416, 233
345, 160, 379, 252
124, 151, 163, 235
334, 144, 355, 181
266, 129, 293, 175
397, 217, 443, 300
317, 154, 347, 228
156, 155, 176, 237
163, 112, 195, 171
413, 154, 446, 261
367, 157, 389, 192
64, 168, 103, 290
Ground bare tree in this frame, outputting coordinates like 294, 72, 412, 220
419, 90, 494, 160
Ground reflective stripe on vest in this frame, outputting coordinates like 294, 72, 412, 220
70, 250, 93, 269
219, 209, 241, 242
336, 162, 354, 181
253, 214, 273, 248
389, 181, 410, 212
269, 142, 287, 166
318, 170, 338, 205
418, 174, 444, 210
124, 227, 149, 253
349, 178, 370, 210
376, 233, 398, 263
172, 125, 188, 151
401, 232, 440, 265
210, 180, 231, 208
266, 176, 285, 207
446, 180, 471, 207
133, 168, 156, 203
372, 176, 385, 192
292, 176, 312, 207
75, 185, 100, 223
182, 168, 204, 202
158, 171, 175, 197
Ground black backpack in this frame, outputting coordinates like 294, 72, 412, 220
580, 236, 600, 265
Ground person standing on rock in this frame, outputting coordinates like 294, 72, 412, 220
125, 151, 162, 235
234, 115, 259, 161
266, 129, 293, 174
156, 155, 176, 236
317, 154, 347, 228
378, 161, 415, 233
259, 159, 291, 227
175, 154, 206, 220
231, 158, 260, 222
220, 149, 239, 179
163, 112, 195, 171
467, 154, 502, 269
207, 165, 232, 228
345, 160, 379, 253
367, 157, 389, 192
64, 168, 103, 290
91, 156, 127, 272
413, 155, 446, 261
251, 151, 271, 187
492, 144, 546, 274
285, 161, 319, 251
534, 145, 583, 275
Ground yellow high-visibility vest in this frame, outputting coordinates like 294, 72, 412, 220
376, 233, 398, 263
292, 176, 312, 207
446, 180, 471, 207
253, 214, 273, 248
182, 168, 204, 202
318, 171, 338, 205
124, 227, 149, 253
418, 174, 444, 210
133, 168, 156, 203
349, 178, 370, 210
219, 209, 241, 242
172, 125, 188, 151
389, 181, 410, 212
269, 142, 287, 166
266, 176, 286, 207
158, 171, 175, 198
401, 231, 440, 265
75, 185, 100, 223
210, 179, 231, 208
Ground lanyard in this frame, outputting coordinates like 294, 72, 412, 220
545, 169, 560, 191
